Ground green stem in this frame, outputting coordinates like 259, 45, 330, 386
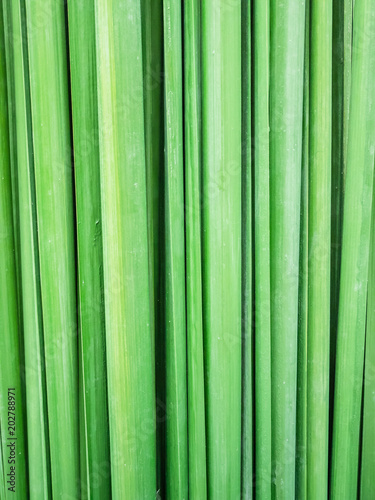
360, 174, 375, 499
141, 0, 163, 356
331, 0, 375, 496
3, 0, 51, 497
1, 0, 23, 337
253, 0, 271, 497
25, 0, 79, 497
331, 0, 353, 370
140, 1, 163, 491
162, 0, 188, 497
95, 1, 157, 497
184, 1, 207, 499
270, 1, 305, 498
241, 0, 253, 498
0, 7, 27, 499
296, 3, 310, 498
202, 0, 242, 497
307, 0, 332, 497
67, 1, 111, 498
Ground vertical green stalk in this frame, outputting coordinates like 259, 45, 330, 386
330, 1, 353, 478
140, 1, 163, 491
331, 0, 353, 362
0, 7, 27, 500
202, 0, 242, 497
270, 1, 305, 498
331, 0, 375, 497
253, 0, 271, 497
307, 0, 332, 497
95, 1, 156, 497
67, 1, 110, 498
296, 2, 310, 497
3, 0, 51, 497
162, 0, 188, 497
141, 0, 163, 352
360, 175, 375, 499
2, 0, 23, 336
330, 2, 353, 490
184, 1, 207, 499
2, 3, 26, 457
342, 0, 353, 175
25, 0, 79, 497
241, 0, 253, 498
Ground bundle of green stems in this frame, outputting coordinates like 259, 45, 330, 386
0, 1, 374, 499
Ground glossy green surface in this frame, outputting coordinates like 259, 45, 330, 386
95, 1, 156, 497
253, 0, 271, 497
269, 1, 305, 498
184, 1, 207, 499
307, 1, 332, 497
202, 0, 242, 497
331, 0, 375, 496
25, 0, 79, 497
